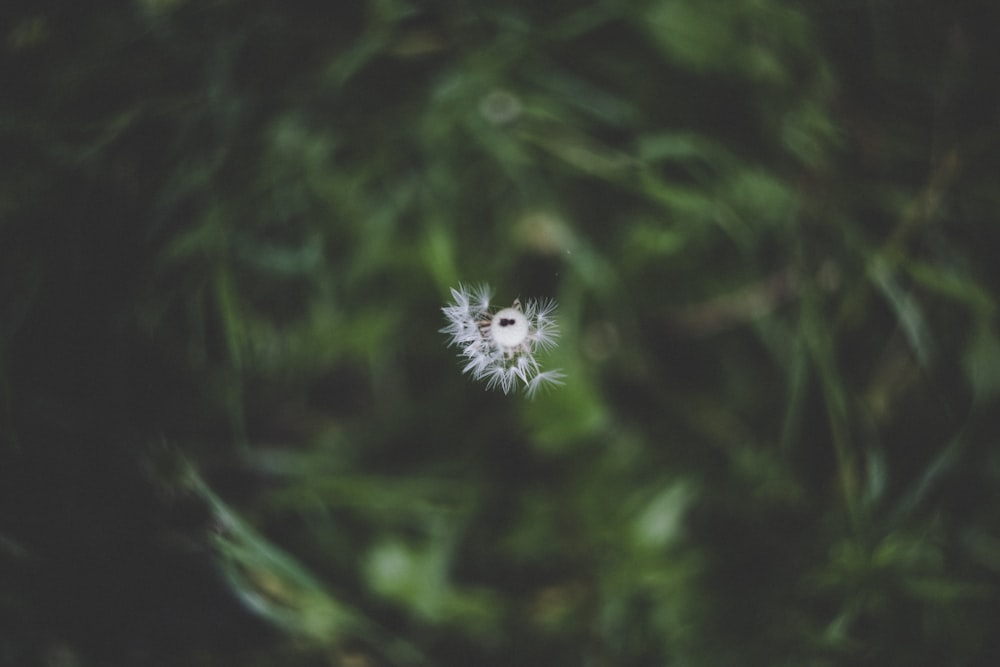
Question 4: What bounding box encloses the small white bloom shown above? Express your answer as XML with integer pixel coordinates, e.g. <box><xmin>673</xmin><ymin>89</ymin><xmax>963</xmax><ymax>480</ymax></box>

<box><xmin>441</xmin><ymin>283</ymin><xmax>564</xmax><ymax>396</ymax></box>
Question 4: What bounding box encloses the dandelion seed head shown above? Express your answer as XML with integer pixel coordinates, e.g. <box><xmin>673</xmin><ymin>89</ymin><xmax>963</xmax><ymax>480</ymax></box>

<box><xmin>441</xmin><ymin>283</ymin><xmax>563</xmax><ymax>396</ymax></box>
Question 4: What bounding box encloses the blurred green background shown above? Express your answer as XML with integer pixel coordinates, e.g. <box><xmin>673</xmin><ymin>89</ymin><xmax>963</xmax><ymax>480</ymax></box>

<box><xmin>2</xmin><ymin>1</ymin><xmax>1000</xmax><ymax>665</ymax></box>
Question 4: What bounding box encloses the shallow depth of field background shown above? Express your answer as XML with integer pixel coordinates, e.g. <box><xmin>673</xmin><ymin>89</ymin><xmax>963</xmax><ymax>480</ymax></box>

<box><xmin>2</xmin><ymin>1</ymin><xmax>1000</xmax><ymax>666</ymax></box>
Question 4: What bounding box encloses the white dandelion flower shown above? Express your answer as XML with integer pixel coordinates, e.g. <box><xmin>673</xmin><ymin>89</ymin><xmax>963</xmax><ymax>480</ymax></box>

<box><xmin>441</xmin><ymin>283</ymin><xmax>564</xmax><ymax>396</ymax></box>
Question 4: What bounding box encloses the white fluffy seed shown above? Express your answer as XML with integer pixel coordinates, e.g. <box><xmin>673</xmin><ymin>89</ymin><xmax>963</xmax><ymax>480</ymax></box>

<box><xmin>490</xmin><ymin>307</ymin><xmax>529</xmax><ymax>348</ymax></box>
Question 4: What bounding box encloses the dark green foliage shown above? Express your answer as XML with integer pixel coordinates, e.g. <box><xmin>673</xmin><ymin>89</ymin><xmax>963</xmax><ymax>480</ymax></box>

<box><xmin>2</xmin><ymin>1</ymin><xmax>1000</xmax><ymax>665</ymax></box>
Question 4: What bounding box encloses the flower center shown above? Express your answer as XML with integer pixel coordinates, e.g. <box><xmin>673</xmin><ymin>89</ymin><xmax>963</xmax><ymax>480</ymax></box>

<box><xmin>490</xmin><ymin>307</ymin><xmax>529</xmax><ymax>348</ymax></box>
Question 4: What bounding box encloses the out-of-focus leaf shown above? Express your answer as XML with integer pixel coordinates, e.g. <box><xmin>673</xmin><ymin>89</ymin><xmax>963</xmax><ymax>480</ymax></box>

<box><xmin>636</xmin><ymin>131</ymin><xmax>733</xmax><ymax>166</ymax></box>
<box><xmin>631</xmin><ymin>481</ymin><xmax>693</xmax><ymax>550</ymax></box>
<box><xmin>638</xmin><ymin>1</ymin><xmax>738</xmax><ymax>72</ymax></box>
<box><xmin>906</xmin><ymin>259</ymin><xmax>996</xmax><ymax>316</ymax></box>
<box><xmin>188</xmin><ymin>468</ymin><xmax>429</xmax><ymax>665</ymax></box>
<box><xmin>901</xmin><ymin>577</ymin><xmax>991</xmax><ymax>602</ymax></box>
<box><xmin>963</xmin><ymin>324</ymin><xmax>1000</xmax><ymax>403</ymax></box>
<box><xmin>870</xmin><ymin>257</ymin><xmax>935</xmax><ymax>366</ymax></box>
